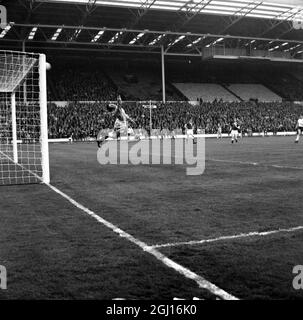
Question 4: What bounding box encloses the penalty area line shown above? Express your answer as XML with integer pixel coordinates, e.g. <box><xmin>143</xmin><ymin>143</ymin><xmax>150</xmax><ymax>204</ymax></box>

<box><xmin>47</xmin><ymin>183</ymin><xmax>238</xmax><ymax>300</ymax></box>
<box><xmin>150</xmin><ymin>226</ymin><xmax>303</xmax><ymax>249</ymax></box>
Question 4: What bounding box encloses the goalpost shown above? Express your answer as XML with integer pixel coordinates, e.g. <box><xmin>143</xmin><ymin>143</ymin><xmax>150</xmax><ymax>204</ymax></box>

<box><xmin>0</xmin><ymin>50</ymin><xmax>50</xmax><ymax>185</ymax></box>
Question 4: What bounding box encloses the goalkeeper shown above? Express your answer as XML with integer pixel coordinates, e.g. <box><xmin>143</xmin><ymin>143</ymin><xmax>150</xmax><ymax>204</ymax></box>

<box><xmin>97</xmin><ymin>96</ymin><xmax>135</xmax><ymax>148</ymax></box>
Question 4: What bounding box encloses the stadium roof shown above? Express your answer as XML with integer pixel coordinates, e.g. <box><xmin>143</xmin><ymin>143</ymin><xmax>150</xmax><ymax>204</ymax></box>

<box><xmin>1</xmin><ymin>0</ymin><xmax>303</xmax><ymax>60</ymax></box>
<box><xmin>38</xmin><ymin>0</ymin><xmax>303</xmax><ymax>21</ymax></box>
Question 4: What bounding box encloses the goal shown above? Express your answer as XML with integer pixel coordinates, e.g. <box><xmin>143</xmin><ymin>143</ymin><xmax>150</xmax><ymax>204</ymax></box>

<box><xmin>0</xmin><ymin>50</ymin><xmax>49</xmax><ymax>185</ymax></box>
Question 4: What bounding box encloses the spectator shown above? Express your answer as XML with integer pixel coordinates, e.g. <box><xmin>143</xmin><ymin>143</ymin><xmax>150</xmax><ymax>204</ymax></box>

<box><xmin>47</xmin><ymin>100</ymin><xmax>302</xmax><ymax>140</ymax></box>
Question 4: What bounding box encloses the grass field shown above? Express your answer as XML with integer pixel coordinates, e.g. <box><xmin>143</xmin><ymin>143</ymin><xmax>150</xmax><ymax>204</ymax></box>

<box><xmin>0</xmin><ymin>136</ymin><xmax>303</xmax><ymax>300</ymax></box>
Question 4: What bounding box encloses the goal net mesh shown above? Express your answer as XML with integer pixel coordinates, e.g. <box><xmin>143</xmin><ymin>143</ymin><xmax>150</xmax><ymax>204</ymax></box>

<box><xmin>0</xmin><ymin>51</ymin><xmax>44</xmax><ymax>185</ymax></box>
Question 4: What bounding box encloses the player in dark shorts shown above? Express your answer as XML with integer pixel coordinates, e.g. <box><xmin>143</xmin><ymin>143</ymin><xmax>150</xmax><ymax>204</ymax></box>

<box><xmin>230</xmin><ymin>119</ymin><xmax>240</xmax><ymax>144</ymax></box>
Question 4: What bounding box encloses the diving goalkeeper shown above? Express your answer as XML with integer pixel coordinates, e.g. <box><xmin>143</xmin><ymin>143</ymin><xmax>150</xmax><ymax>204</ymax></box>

<box><xmin>97</xmin><ymin>96</ymin><xmax>135</xmax><ymax>148</ymax></box>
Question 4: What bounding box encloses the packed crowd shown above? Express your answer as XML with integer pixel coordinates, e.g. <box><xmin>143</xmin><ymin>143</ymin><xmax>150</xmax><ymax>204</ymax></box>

<box><xmin>48</xmin><ymin>100</ymin><xmax>303</xmax><ymax>140</ymax></box>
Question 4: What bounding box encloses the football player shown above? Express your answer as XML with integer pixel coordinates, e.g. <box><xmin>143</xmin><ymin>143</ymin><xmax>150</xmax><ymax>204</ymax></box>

<box><xmin>295</xmin><ymin>115</ymin><xmax>303</xmax><ymax>143</ymax></box>
<box><xmin>97</xmin><ymin>97</ymin><xmax>135</xmax><ymax>148</ymax></box>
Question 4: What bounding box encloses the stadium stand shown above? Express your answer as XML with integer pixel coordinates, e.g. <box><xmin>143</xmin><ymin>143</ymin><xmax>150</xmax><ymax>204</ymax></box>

<box><xmin>45</xmin><ymin>58</ymin><xmax>303</xmax><ymax>103</ymax></box>
<box><xmin>108</xmin><ymin>68</ymin><xmax>183</xmax><ymax>101</ymax></box>
<box><xmin>292</xmin><ymin>69</ymin><xmax>303</xmax><ymax>83</ymax></box>
<box><xmin>48</xmin><ymin>66</ymin><xmax>117</xmax><ymax>101</ymax></box>
<box><xmin>173</xmin><ymin>83</ymin><xmax>240</xmax><ymax>102</ymax></box>
<box><xmin>254</xmin><ymin>70</ymin><xmax>303</xmax><ymax>101</ymax></box>
<box><xmin>48</xmin><ymin>100</ymin><xmax>302</xmax><ymax>140</ymax></box>
<box><xmin>227</xmin><ymin>84</ymin><xmax>282</xmax><ymax>102</ymax></box>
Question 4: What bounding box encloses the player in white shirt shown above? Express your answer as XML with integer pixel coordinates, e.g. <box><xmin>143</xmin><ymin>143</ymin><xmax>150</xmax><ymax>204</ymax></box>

<box><xmin>295</xmin><ymin>115</ymin><xmax>303</xmax><ymax>143</ymax></box>
<box><xmin>217</xmin><ymin>123</ymin><xmax>222</xmax><ymax>139</ymax></box>
<box><xmin>97</xmin><ymin>96</ymin><xmax>135</xmax><ymax>147</ymax></box>
<box><xmin>185</xmin><ymin>120</ymin><xmax>194</xmax><ymax>139</ymax></box>
<box><xmin>184</xmin><ymin>120</ymin><xmax>197</xmax><ymax>144</ymax></box>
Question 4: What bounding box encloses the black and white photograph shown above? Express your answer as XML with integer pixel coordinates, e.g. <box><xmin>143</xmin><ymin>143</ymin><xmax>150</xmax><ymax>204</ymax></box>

<box><xmin>1</xmin><ymin>0</ymin><xmax>303</xmax><ymax>307</ymax></box>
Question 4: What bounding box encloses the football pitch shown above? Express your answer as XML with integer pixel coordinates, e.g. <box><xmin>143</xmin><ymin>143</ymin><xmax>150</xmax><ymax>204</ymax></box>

<box><xmin>0</xmin><ymin>136</ymin><xmax>303</xmax><ymax>300</ymax></box>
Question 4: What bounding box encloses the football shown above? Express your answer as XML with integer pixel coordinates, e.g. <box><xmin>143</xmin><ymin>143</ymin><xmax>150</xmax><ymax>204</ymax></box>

<box><xmin>46</xmin><ymin>62</ymin><xmax>51</xmax><ymax>70</ymax></box>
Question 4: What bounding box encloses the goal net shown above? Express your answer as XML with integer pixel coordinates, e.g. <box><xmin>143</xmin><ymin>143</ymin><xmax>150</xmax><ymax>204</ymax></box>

<box><xmin>0</xmin><ymin>51</ymin><xmax>49</xmax><ymax>185</ymax></box>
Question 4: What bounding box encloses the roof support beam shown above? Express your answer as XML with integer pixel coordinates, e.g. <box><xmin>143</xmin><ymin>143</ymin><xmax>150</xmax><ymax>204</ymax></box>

<box><xmin>18</xmin><ymin>0</ymin><xmax>44</xmax><ymax>13</ymax></box>
<box><xmin>219</xmin><ymin>1</ymin><xmax>263</xmax><ymax>35</ymax></box>
<box><xmin>2</xmin><ymin>22</ymin><xmax>303</xmax><ymax>58</ymax></box>
<box><xmin>2</xmin><ymin>37</ymin><xmax>161</xmax><ymax>50</ymax></box>
<box><xmin>127</xmin><ymin>0</ymin><xmax>157</xmax><ymax>28</ymax></box>
<box><xmin>17</xmin><ymin>0</ymin><xmax>44</xmax><ymax>42</ymax></box>
<box><xmin>118</xmin><ymin>0</ymin><xmax>157</xmax><ymax>44</ymax></box>
<box><xmin>276</xmin><ymin>22</ymin><xmax>296</xmax><ymax>39</ymax></box>
<box><xmin>1</xmin><ymin>43</ymin><xmax>161</xmax><ymax>55</ymax></box>
<box><xmin>69</xmin><ymin>0</ymin><xmax>97</xmax><ymax>41</ymax></box>
<box><xmin>258</xmin><ymin>8</ymin><xmax>302</xmax><ymax>37</ymax></box>
<box><xmin>10</xmin><ymin>23</ymin><xmax>303</xmax><ymax>45</ymax></box>
<box><xmin>196</xmin><ymin>1</ymin><xmax>263</xmax><ymax>50</ymax></box>
<box><xmin>172</xmin><ymin>0</ymin><xmax>213</xmax><ymax>32</ymax></box>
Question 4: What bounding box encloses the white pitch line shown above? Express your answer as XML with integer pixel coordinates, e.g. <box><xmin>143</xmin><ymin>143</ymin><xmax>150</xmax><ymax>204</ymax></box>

<box><xmin>1</xmin><ymin>155</ymin><xmax>238</xmax><ymax>299</ymax></box>
<box><xmin>150</xmin><ymin>226</ymin><xmax>303</xmax><ymax>249</ymax></box>
<box><xmin>207</xmin><ymin>158</ymin><xmax>303</xmax><ymax>170</ymax></box>
<box><xmin>47</xmin><ymin>183</ymin><xmax>238</xmax><ymax>300</ymax></box>
<box><xmin>1</xmin><ymin>152</ymin><xmax>238</xmax><ymax>299</ymax></box>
